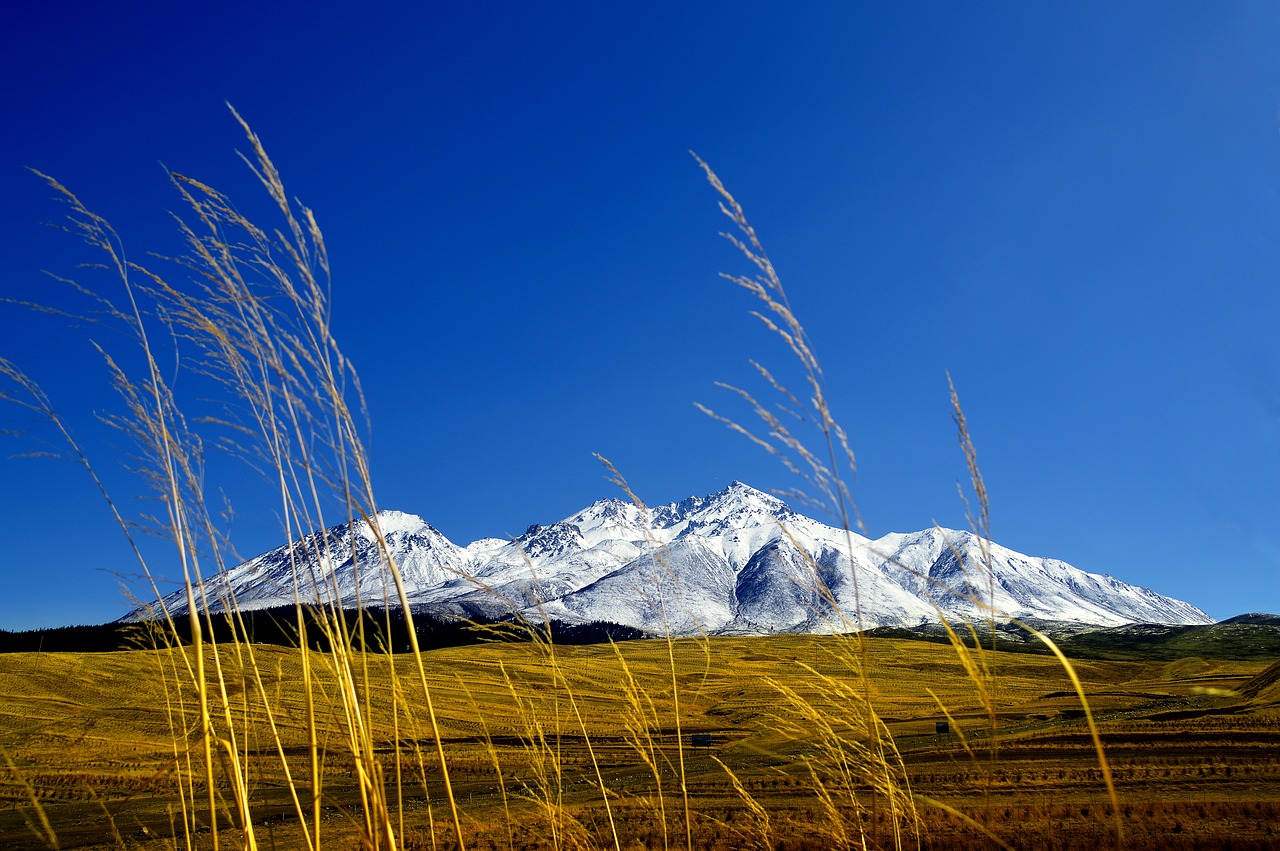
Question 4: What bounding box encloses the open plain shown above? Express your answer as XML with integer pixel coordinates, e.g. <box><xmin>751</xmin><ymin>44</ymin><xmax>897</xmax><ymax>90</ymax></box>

<box><xmin>0</xmin><ymin>633</ymin><xmax>1277</xmax><ymax>850</ymax></box>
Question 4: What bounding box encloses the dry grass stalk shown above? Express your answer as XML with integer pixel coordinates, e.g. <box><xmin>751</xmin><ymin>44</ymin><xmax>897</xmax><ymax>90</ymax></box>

<box><xmin>595</xmin><ymin>452</ymin><xmax>716</xmax><ymax>851</ymax></box>
<box><xmin>694</xmin><ymin>157</ymin><xmax>1122</xmax><ymax>850</ymax></box>
<box><xmin>4</xmin><ymin>108</ymin><xmax>475</xmax><ymax>850</ymax></box>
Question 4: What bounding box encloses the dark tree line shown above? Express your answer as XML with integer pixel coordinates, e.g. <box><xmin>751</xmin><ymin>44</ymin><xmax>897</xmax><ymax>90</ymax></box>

<box><xmin>0</xmin><ymin>606</ymin><xmax>647</xmax><ymax>654</ymax></box>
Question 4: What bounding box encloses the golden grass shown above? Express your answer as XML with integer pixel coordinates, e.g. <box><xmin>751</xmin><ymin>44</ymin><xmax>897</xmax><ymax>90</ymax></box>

<box><xmin>0</xmin><ymin>637</ymin><xmax>1275</xmax><ymax>849</ymax></box>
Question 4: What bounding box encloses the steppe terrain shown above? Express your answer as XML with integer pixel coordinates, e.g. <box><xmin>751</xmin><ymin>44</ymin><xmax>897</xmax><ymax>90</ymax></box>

<box><xmin>1</xmin><ymin>633</ymin><xmax>1277</xmax><ymax>849</ymax></box>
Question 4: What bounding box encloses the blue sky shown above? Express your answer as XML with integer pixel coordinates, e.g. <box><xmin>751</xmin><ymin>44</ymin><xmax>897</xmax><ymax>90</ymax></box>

<box><xmin>2</xmin><ymin>2</ymin><xmax>1278</xmax><ymax>629</ymax></box>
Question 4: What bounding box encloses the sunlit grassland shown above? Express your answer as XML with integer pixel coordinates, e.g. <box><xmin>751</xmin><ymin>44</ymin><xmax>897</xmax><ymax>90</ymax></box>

<box><xmin>1</xmin><ymin>635</ymin><xmax>1276</xmax><ymax>849</ymax></box>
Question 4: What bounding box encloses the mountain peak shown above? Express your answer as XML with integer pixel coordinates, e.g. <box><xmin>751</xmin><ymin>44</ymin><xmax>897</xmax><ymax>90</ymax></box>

<box><xmin>708</xmin><ymin>481</ymin><xmax>792</xmax><ymax>514</ymax></box>
<box><xmin>367</xmin><ymin>509</ymin><xmax>435</xmax><ymax>537</ymax></box>
<box><xmin>721</xmin><ymin>479</ymin><xmax>772</xmax><ymax>498</ymax></box>
<box><xmin>127</xmin><ymin>483</ymin><xmax>1213</xmax><ymax>632</ymax></box>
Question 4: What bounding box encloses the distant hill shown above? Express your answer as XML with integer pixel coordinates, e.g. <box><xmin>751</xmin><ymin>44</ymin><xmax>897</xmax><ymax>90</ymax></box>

<box><xmin>865</xmin><ymin>615</ymin><xmax>1280</xmax><ymax>662</ymax></box>
<box><xmin>1218</xmin><ymin>612</ymin><xmax>1280</xmax><ymax>626</ymax></box>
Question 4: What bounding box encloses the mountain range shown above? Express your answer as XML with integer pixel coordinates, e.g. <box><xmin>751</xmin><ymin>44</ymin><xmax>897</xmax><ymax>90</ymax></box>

<box><xmin>126</xmin><ymin>482</ymin><xmax>1212</xmax><ymax>634</ymax></box>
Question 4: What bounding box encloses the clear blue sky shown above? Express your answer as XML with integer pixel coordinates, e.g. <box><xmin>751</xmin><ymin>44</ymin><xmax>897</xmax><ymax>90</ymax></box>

<box><xmin>2</xmin><ymin>2</ymin><xmax>1278</xmax><ymax>629</ymax></box>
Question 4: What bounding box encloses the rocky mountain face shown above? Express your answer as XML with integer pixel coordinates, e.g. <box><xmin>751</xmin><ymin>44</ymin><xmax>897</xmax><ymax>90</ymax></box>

<box><xmin>127</xmin><ymin>482</ymin><xmax>1213</xmax><ymax>634</ymax></box>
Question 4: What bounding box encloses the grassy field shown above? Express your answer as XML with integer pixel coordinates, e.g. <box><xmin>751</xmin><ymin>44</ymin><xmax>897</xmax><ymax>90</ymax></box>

<box><xmin>1</xmin><ymin>633</ymin><xmax>1276</xmax><ymax>850</ymax></box>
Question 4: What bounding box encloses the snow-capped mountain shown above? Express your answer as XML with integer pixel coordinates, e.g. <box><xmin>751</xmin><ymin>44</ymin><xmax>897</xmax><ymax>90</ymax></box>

<box><xmin>126</xmin><ymin>482</ymin><xmax>1213</xmax><ymax>633</ymax></box>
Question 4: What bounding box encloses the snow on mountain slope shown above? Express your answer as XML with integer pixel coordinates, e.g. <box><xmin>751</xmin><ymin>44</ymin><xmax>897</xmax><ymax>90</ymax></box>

<box><xmin>134</xmin><ymin>510</ymin><xmax>471</xmax><ymax>619</ymax></box>
<box><xmin>125</xmin><ymin>482</ymin><xmax>1213</xmax><ymax>632</ymax></box>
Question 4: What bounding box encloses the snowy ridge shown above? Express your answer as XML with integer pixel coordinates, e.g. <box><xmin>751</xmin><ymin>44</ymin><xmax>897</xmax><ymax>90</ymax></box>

<box><xmin>127</xmin><ymin>482</ymin><xmax>1213</xmax><ymax>632</ymax></box>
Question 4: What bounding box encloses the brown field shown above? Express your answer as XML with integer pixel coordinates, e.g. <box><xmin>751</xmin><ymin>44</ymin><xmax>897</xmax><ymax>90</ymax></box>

<box><xmin>0</xmin><ymin>634</ymin><xmax>1277</xmax><ymax>850</ymax></box>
